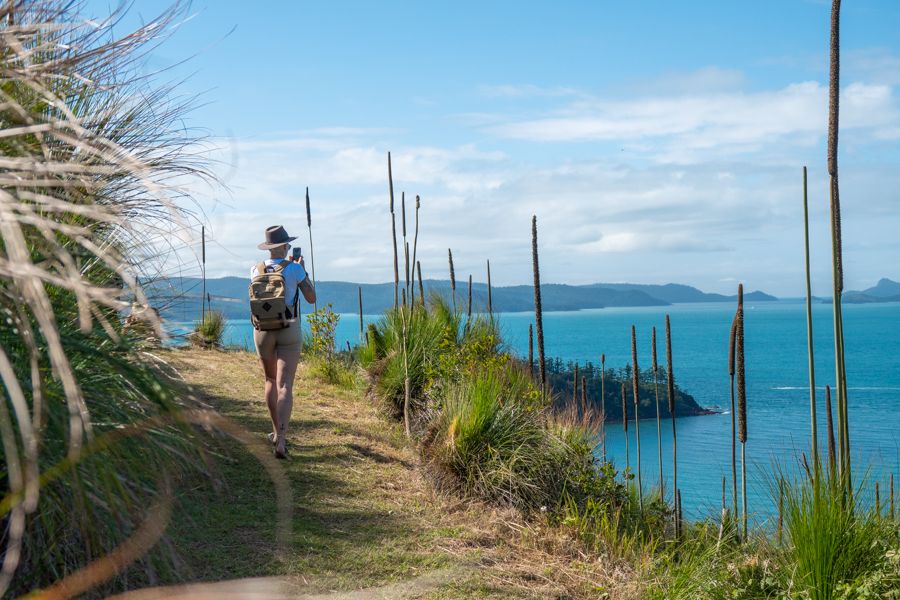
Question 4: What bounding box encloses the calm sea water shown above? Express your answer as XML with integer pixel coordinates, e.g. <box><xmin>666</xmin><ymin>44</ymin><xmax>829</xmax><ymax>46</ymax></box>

<box><xmin>178</xmin><ymin>300</ymin><xmax>900</xmax><ymax>521</ymax></box>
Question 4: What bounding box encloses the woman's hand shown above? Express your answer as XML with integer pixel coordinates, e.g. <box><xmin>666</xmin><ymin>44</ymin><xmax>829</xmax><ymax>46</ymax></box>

<box><xmin>293</xmin><ymin>254</ymin><xmax>306</xmax><ymax>268</ymax></box>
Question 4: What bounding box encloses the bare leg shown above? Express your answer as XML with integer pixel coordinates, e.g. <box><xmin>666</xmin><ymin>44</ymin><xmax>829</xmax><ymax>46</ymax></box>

<box><xmin>256</xmin><ymin>336</ymin><xmax>279</xmax><ymax>439</ymax></box>
<box><xmin>274</xmin><ymin>347</ymin><xmax>300</xmax><ymax>456</ymax></box>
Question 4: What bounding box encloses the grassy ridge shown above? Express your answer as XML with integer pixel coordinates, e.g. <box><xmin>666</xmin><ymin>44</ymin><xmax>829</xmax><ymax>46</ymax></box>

<box><xmin>160</xmin><ymin>349</ymin><xmax>628</xmax><ymax>598</ymax></box>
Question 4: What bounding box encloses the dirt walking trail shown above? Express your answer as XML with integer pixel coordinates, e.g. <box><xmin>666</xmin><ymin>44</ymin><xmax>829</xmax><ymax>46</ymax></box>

<box><xmin>120</xmin><ymin>350</ymin><xmax>616</xmax><ymax>599</ymax></box>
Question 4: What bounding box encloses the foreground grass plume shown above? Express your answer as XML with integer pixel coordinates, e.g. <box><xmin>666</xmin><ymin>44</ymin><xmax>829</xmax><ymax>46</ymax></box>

<box><xmin>388</xmin><ymin>152</ymin><xmax>399</xmax><ymax>309</ymax></box>
<box><xmin>448</xmin><ymin>248</ymin><xmax>457</xmax><ymax>311</ymax></box>
<box><xmin>0</xmin><ymin>2</ymin><xmax>215</xmax><ymax>593</ymax></box>
<box><xmin>729</xmin><ymin>314</ymin><xmax>739</xmax><ymax>517</ymax></box>
<box><xmin>532</xmin><ymin>215</ymin><xmax>546</xmax><ymax>390</ymax></box>
<box><xmin>666</xmin><ymin>315</ymin><xmax>678</xmax><ymax>534</ymax></box>
<box><xmin>631</xmin><ymin>325</ymin><xmax>643</xmax><ymax>510</ymax></box>
<box><xmin>736</xmin><ymin>283</ymin><xmax>748</xmax><ymax>538</ymax></box>
<box><xmin>652</xmin><ymin>327</ymin><xmax>663</xmax><ymax>497</ymax></box>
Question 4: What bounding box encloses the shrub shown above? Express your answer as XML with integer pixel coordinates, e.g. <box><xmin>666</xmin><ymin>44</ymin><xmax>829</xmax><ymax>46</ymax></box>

<box><xmin>420</xmin><ymin>364</ymin><xmax>613</xmax><ymax>514</ymax></box>
<box><xmin>191</xmin><ymin>310</ymin><xmax>226</xmax><ymax>349</ymax></box>
<box><xmin>367</xmin><ymin>299</ymin><xmax>458</xmax><ymax>419</ymax></box>
<box><xmin>306</xmin><ymin>304</ymin><xmax>340</xmax><ymax>357</ymax></box>
<box><xmin>421</xmin><ymin>366</ymin><xmax>552</xmax><ymax>510</ymax></box>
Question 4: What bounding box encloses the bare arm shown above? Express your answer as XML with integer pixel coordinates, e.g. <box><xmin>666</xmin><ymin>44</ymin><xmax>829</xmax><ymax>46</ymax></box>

<box><xmin>292</xmin><ymin>255</ymin><xmax>316</xmax><ymax>305</ymax></box>
<box><xmin>299</xmin><ymin>276</ymin><xmax>316</xmax><ymax>304</ymax></box>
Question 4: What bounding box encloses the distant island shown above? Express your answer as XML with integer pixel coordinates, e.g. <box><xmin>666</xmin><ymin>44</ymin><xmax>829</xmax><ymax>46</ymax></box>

<box><xmin>841</xmin><ymin>278</ymin><xmax>900</xmax><ymax>304</ymax></box>
<box><xmin>151</xmin><ymin>277</ymin><xmax>776</xmax><ymax>321</ymax></box>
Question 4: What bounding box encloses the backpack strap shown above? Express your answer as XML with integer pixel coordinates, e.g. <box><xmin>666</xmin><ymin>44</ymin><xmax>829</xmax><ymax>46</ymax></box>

<box><xmin>255</xmin><ymin>262</ymin><xmax>267</xmax><ymax>276</ymax></box>
<box><xmin>256</xmin><ymin>260</ymin><xmax>288</xmax><ymax>275</ymax></box>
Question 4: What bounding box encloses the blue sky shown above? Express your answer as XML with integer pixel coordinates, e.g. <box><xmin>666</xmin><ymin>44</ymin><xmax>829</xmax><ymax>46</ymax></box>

<box><xmin>94</xmin><ymin>1</ymin><xmax>900</xmax><ymax>295</ymax></box>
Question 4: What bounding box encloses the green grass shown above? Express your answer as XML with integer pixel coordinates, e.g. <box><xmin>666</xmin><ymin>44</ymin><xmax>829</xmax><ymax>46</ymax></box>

<box><xmin>192</xmin><ymin>309</ymin><xmax>227</xmax><ymax>348</ymax></box>
<box><xmin>421</xmin><ymin>366</ymin><xmax>553</xmax><ymax>510</ymax></box>
<box><xmin>777</xmin><ymin>470</ymin><xmax>899</xmax><ymax>599</ymax></box>
<box><xmin>636</xmin><ymin>469</ymin><xmax>900</xmax><ymax>600</ymax></box>
<box><xmin>364</xmin><ymin>296</ymin><xmax>504</xmax><ymax>422</ymax></box>
<box><xmin>0</xmin><ymin>3</ymin><xmax>212</xmax><ymax>595</ymax></box>
<box><xmin>158</xmin><ymin>350</ymin><xmax>613</xmax><ymax>598</ymax></box>
<box><xmin>164</xmin><ymin>351</ymin><xmax>460</xmax><ymax>589</ymax></box>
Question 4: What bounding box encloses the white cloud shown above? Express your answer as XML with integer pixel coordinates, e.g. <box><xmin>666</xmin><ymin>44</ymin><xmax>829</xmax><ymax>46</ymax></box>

<box><xmin>180</xmin><ymin>67</ymin><xmax>900</xmax><ymax>297</ymax></box>
<box><xmin>486</xmin><ymin>81</ymin><xmax>900</xmax><ymax>163</ymax></box>
<box><xmin>625</xmin><ymin>66</ymin><xmax>747</xmax><ymax>95</ymax></box>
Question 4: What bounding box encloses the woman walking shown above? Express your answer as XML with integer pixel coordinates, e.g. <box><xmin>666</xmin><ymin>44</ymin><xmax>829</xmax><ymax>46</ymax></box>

<box><xmin>249</xmin><ymin>225</ymin><xmax>316</xmax><ymax>459</ymax></box>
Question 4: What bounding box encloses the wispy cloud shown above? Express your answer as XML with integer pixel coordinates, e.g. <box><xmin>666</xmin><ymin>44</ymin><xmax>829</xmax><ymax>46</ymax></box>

<box><xmin>189</xmin><ymin>61</ymin><xmax>900</xmax><ymax>296</ymax></box>
<box><xmin>486</xmin><ymin>81</ymin><xmax>900</xmax><ymax>163</ymax></box>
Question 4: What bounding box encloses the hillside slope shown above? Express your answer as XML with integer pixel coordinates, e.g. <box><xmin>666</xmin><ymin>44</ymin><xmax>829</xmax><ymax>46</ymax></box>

<box><xmin>152</xmin><ymin>277</ymin><xmax>775</xmax><ymax>320</ymax></box>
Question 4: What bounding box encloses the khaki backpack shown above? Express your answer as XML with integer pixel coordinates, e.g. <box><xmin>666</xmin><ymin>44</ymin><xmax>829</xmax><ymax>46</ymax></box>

<box><xmin>249</xmin><ymin>261</ymin><xmax>295</xmax><ymax>330</ymax></box>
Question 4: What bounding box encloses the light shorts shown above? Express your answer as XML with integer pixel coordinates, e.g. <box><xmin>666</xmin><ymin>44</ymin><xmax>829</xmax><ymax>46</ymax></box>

<box><xmin>253</xmin><ymin>319</ymin><xmax>301</xmax><ymax>358</ymax></box>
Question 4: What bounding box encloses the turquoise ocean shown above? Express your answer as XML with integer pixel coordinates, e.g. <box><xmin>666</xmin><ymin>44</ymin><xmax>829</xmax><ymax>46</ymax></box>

<box><xmin>178</xmin><ymin>300</ymin><xmax>900</xmax><ymax>521</ymax></box>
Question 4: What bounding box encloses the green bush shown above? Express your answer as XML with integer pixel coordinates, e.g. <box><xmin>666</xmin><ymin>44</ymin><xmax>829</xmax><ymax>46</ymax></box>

<box><xmin>420</xmin><ymin>365</ymin><xmax>613</xmax><ymax>514</ymax></box>
<box><xmin>191</xmin><ymin>309</ymin><xmax>226</xmax><ymax>348</ymax></box>
<box><xmin>364</xmin><ymin>297</ymin><xmax>516</xmax><ymax>421</ymax></box>
<box><xmin>309</xmin><ymin>352</ymin><xmax>361</xmax><ymax>390</ymax></box>
<box><xmin>421</xmin><ymin>366</ymin><xmax>552</xmax><ymax>510</ymax></box>
<box><xmin>366</xmin><ymin>299</ymin><xmax>459</xmax><ymax>419</ymax></box>
<box><xmin>306</xmin><ymin>304</ymin><xmax>340</xmax><ymax>357</ymax></box>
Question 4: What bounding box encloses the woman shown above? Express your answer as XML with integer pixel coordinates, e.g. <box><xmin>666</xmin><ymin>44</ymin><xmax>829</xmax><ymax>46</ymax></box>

<box><xmin>251</xmin><ymin>225</ymin><xmax>316</xmax><ymax>458</ymax></box>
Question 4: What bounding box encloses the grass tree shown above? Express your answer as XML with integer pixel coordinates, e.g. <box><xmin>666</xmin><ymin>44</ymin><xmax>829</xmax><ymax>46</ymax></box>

<box><xmin>388</xmin><ymin>153</ymin><xmax>399</xmax><ymax>309</ymax></box>
<box><xmin>531</xmin><ymin>216</ymin><xmax>546</xmax><ymax>390</ymax></box>
<box><xmin>735</xmin><ymin>284</ymin><xmax>748</xmax><ymax>538</ymax></box>
<box><xmin>622</xmin><ymin>381</ymin><xmax>629</xmax><ymax>475</ymax></box>
<box><xmin>729</xmin><ymin>315</ymin><xmax>738</xmax><ymax>517</ymax></box>
<box><xmin>652</xmin><ymin>327</ymin><xmax>663</xmax><ymax>496</ymax></box>
<box><xmin>801</xmin><ymin>166</ymin><xmax>818</xmax><ymax>472</ymax></box>
<box><xmin>666</xmin><ymin>315</ymin><xmax>678</xmax><ymax>536</ymax></box>
<box><xmin>448</xmin><ymin>248</ymin><xmax>457</xmax><ymax>312</ymax></box>
<box><xmin>306</xmin><ymin>187</ymin><xmax>317</xmax><ymax>312</ymax></box>
<box><xmin>631</xmin><ymin>325</ymin><xmax>643</xmax><ymax>510</ymax></box>
<box><xmin>827</xmin><ymin>0</ymin><xmax>851</xmax><ymax>489</ymax></box>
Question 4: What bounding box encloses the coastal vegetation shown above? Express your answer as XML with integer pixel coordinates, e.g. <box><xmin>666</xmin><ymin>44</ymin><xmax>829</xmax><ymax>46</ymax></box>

<box><xmin>3</xmin><ymin>0</ymin><xmax>898</xmax><ymax>598</ymax></box>
<box><xmin>190</xmin><ymin>309</ymin><xmax>227</xmax><ymax>349</ymax></box>
<box><xmin>0</xmin><ymin>2</ymin><xmax>213</xmax><ymax>596</ymax></box>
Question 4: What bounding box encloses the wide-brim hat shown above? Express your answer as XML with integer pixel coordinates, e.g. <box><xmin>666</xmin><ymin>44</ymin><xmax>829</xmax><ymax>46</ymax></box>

<box><xmin>257</xmin><ymin>225</ymin><xmax>297</xmax><ymax>250</ymax></box>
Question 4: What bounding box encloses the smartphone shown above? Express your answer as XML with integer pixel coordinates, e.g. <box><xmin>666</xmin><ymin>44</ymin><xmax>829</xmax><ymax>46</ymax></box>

<box><xmin>291</xmin><ymin>247</ymin><xmax>302</xmax><ymax>262</ymax></box>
